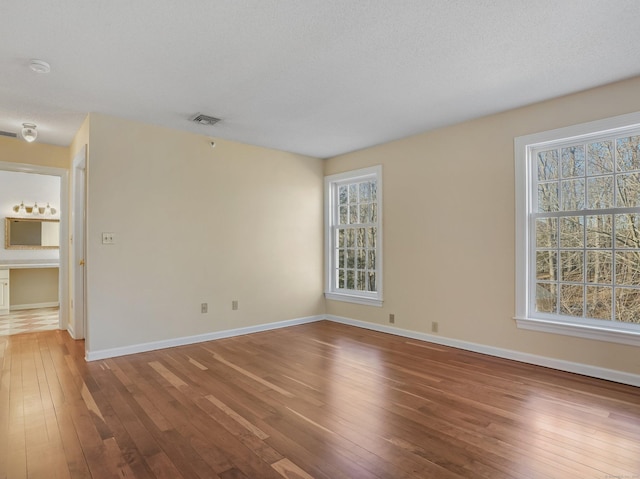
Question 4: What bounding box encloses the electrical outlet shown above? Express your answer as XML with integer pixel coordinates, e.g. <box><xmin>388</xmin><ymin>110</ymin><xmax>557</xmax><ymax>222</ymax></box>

<box><xmin>232</xmin><ymin>300</ymin><xmax>238</xmax><ymax>310</ymax></box>
<box><xmin>201</xmin><ymin>303</ymin><xmax>208</xmax><ymax>314</ymax></box>
<box><xmin>431</xmin><ymin>321</ymin><xmax>439</xmax><ymax>333</ymax></box>
<box><xmin>101</xmin><ymin>232</ymin><xmax>115</xmax><ymax>244</ymax></box>
<box><xmin>389</xmin><ymin>313</ymin><xmax>395</xmax><ymax>324</ymax></box>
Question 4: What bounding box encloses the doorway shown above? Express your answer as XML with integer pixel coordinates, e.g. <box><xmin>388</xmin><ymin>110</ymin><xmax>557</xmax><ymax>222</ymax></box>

<box><xmin>0</xmin><ymin>161</ymin><xmax>69</xmax><ymax>334</ymax></box>
<box><xmin>71</xmin><ymin>146</ymin><xmax>87</xmax><ymax>339</ymax></box>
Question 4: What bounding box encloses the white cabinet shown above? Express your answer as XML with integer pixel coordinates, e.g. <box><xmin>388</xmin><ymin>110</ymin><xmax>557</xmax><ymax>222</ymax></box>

<box><xmin>0</xmin><ymin>269</ymin><xmax>8</xmax><ymax>314</ymax></box>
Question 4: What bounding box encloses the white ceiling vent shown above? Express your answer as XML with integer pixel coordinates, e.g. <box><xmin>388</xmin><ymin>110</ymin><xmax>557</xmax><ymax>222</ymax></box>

<box><xmin>0</xmin><ymin>130</ymin><xmax>17</xmax><ymax>138</ymax></box>
<box><xmin>190</xmin><ymin>113</ymin><xmax>221</xmax><ymax>126</ymax></box>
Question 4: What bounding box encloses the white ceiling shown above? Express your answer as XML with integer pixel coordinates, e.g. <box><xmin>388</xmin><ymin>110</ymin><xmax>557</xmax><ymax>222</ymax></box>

<box><xmin>1</xmin><ymin>1</ymin><xmax>640</xmax><ymax>158</ymax></box>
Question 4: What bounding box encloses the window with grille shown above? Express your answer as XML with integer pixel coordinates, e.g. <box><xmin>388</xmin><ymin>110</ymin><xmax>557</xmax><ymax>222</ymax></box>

<box><xmin>325</xmin><ymin>166</ymin><xmax>382</xmax><ymax>306</ymax></box>
<box><xmin>516</xmin><ymin>113</ymin><xmax>640</xmax><ymax>345</ymax></box>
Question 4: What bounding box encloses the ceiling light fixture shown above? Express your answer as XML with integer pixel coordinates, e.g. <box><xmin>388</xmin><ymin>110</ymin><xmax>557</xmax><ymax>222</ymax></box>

<box><xmin>29</xmin><ymin>59</ymin><xmax>51</xmax><ymax>74</ymax></box>
<box><xmin>21</xmin><ymin>123</ymin><xmax>38</xmax><ymax>142</ymax></box>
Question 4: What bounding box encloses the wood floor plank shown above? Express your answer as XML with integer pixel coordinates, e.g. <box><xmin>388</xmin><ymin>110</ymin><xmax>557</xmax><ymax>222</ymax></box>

<box><xmin>1</xmin><ymin>323</ymin><xmax>639</xmax><ymax>478</ymax></box>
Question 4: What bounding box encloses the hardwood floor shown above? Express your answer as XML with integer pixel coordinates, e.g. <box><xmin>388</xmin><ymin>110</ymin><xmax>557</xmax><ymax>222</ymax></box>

<box><xmin>1</xmin><ymin>321</ymin><xmax>639</xmax><ymax>478</ymax></box>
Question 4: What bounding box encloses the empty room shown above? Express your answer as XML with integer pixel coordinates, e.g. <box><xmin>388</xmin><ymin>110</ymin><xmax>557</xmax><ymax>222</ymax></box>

<box><xmin>1</xmin><ymin>1</ymin><xmax>639</xmax><ymax>478</ymax></box>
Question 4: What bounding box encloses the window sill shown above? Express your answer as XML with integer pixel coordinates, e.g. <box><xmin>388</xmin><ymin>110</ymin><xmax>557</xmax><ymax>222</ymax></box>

<box><xmin>325</xmin><ymin>292</ymin><xmax>383</xmax><ymax>307</ymax></box>
<box><xmin>514</xmin><ymin>316</ymin><xmax>640</xmax><ymax>347</ymax></box>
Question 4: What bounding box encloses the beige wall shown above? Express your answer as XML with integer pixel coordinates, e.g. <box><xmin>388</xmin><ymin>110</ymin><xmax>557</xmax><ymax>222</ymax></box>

<box><xmin>10</xmin><ymin>268</ymin><xmax>59</xmax><ymax>307</ymax></box>
<box><xmin>324</xmin><ymin>76</ymin><xmax>640</xmax><ymax>376</ymax></box>
<box><xmin>0</xmin><ymin>135</ymin><xmax>69</xmax><ymax>169</ymax></box>
<box><xmin>85</xmin><ymin>113</ymin><xmax>325</xmax><ymax>353</ymax></box>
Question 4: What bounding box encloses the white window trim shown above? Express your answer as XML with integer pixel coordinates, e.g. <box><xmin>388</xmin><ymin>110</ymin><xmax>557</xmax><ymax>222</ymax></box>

<box><xmin>515</xmin><ymin>111</ymin><xmax>640</xmax><ymax>346</ymax></box>
<box><xmin>324</xmin><ymin>166</ymin><xmax>383</xmax><ymax>307</ymax></box>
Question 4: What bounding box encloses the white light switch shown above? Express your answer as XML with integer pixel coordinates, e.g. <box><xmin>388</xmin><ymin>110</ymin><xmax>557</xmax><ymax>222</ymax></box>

<box><xmin>102</xmin><ymin>232</ymin><xmax>115</xmax><ymax>244</ymax></box>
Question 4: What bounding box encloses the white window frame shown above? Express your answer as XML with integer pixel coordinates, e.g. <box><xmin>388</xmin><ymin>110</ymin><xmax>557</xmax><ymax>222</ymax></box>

<box><xmin>515</xmin><ymin>112</ymin><xmax>640</xmax><ymax>346</ymax></box>
<box><xmin>324</xmin><ymin>166</ymin><xmax>383</xmax><ymax>307</ymax></box>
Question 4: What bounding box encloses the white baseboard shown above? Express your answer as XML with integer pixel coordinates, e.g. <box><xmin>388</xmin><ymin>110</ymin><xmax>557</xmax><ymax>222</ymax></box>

<box><xmin>83</xmin><ymin>311</ymin><xmax>640</xmax><ymax>387</ymax></box>
<box><xmin>10</xmin><ymin>301</ymin><xmax>59</xmax><ymax>311</ymax></box>
<box><xmin>325</xmin><ymin>315</ymin><xmax>640</xmax><ymax>388</ymax></box>
<box><xmin>85</xmin><ymin>315</ymin><xmax>323</xmax><ymax>361</ymax></box>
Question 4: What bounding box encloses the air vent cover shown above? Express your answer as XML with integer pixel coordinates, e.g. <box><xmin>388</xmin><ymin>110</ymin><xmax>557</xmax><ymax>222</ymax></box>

<box><xmin>190</xmin><ymin>113</ymin><xmax>221</xmax><ymax>126</ymax></box>
<box><xmin>0</xmin><ymin>130</ymin><xmax>17</xmax><ymax>138</ymax></box>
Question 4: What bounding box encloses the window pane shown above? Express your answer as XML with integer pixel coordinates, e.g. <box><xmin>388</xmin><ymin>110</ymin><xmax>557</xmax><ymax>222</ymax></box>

<box><xmin>536</xmin><ymin>218</ymin><xmax>557</xmax><ymax>248</ymax></box>
<box><xmin>359</xmin><ymin>204</ymin><xmax>369</xmax><ymax>223</ymax></box>
<box><xmin>536</xmin><ymin>283</ymin><xmax>557</xmax><ymax>313</ymax></box>
<box><xmin>359</xmin><ymin>182</ymin><xmax>370</xmax><ymax>201</ymax></box>
<box><xmin>346</xmin><ymin>270</ymin><xmax>355</xmax><ymax>290</ymax></box>
<box><xmin>538</xmin><ymin>183</ymin><xmax>558</xmax><ymax>212</ymax></box>
<box><xmin>616</xmin><ymin>135</ymin><xmax>640</xmax><ymax>172</ymax></box>
<box><xmin>339</xmin><ymin>185</ymin><xmax>348</xmax><ymax>205</ymax></box>
<box><xmin>349</xmin><ymin>184</ymin><xmax>357</xmax><ymax>203</ymax></box>
<box><xmin>356</xmin><ymin>249</ymin><xmax>366</xmax><ymax>270</ymax></box>
<box><xmin>537</xmin><ymin>150</ymin><xmax>558</xmax><ymax>180</ymax></box>
<box><xmin>346</xmin><ymin>229</ymin><xmax>355</xmax><ymax>248</ymax></box>
<box><xmin>587</xmin><ymin>140</ymin><xmax>614</xmax><ymax>175</ymax></box>
<box><xmin>586</xmin><ymin>215</ymin><xmax>613</xmax><ymax>248</ymax></box>
<box><xmin>616</xmin><ymin>172</ymin><xmax>640</xmax><ymax>208</ymax></box>
<box><xmin>356</xmin><ymin>271</ymin><xmax>366</xmax><ymax>291</ymax></box>
<box><xmin>370</xmin><ymin>203</ymin><xmax>377</xmax><ymax>223</ymax></box>
<box><xmin>536</xmin><ymin>251</ymin><xmax>557</xmax><ymax>280</ymax></box>
<box><xmin>337</xmin><ymin>228</ymin><xmax>345</xmax><ymax>247</ymax></box>
<box><xmin>339</xmin><ymin>206</ymin><xmax>348</xmax><ymax>224</ymax></box>
<box><xmin>615</xmin><ymin>288</ymin><xmax>640</xmax><ymax>323</ymax></box>
<box><xmin>338</xmin><ymin>249</ymin><xmax>345</xmax><ymax>268</ymax></box>
<box><xmin>586</xmin><ymin>251</ymin><xmax>612</xmax><ymax>284</ymax></box>
<box><xmin>560</xmin><ymin>284</ymin><xmax>583</xmax><ymax>316</ymax></box>
<box><xmin>338</xmin><ymin>269</ymin><xmax>345</xmax><ymax>289</ymax></box>
<box><xmin>368</xmin><ymin>250</ymin><xmax>376</xmax><ymax>269</ymax></box>
<box><xmin>560</xmin><ymin>216</ymin><xmax>584</xmax><ymax>248</ymax></box>
<box><xmin>587</xmin><ymin>176</ymin><xmax>614</xmax><ymax>209</ymax></box>
<box><xmin>368</xmin><ymin>272</ymin><xmax>376</xmax><ymax>292</ymax></box>
<box><xmin>367</xmin><ymin>227</ymin><xmax>377</xmax><ymax>248</ymax></box>
<box><xmin>560</xmin><ymin>251</ymin><xmax>584</xmax><ymax>282</ymax></box>
<box><xmin>349</xmin><ymin>205</ymin><xmax>358</xmax><ymax>224</ymax></box>
<box><xmin>356</xmin><ymin>228</ymin><xmax>365</xmax><ymax>247</ymax></box>
<box><xmin>615</xmin><ymin>252</ymin><xmax>640</xmax><ymax>286</ymax></box>
<box><xmin>370</xmin><ymin>181</ymin><xmax>377</xmax><ymax>201</ymax></box>
<box><xmin>586</xmin><ymin>286</ymin><xmax>612</xmax><ymax>321</ymax></box>
<box><xmin>346</xmin><ymin>249</ymin><xmax>355</xmax><ymax>268</ymax></box>
<box><xmin>561</xmin><ymin>179</ymin><xmax>585</xmax><ymax>210</ymax></box>
<box><xmin>615</xmin><ymin>214</ymin><xmax>640</xmax><ymax>249</ymax></box>
<box><xmin>561</xmin><ymin>145</ymin><xmax>585</xmax><ymax>178</ymax></box>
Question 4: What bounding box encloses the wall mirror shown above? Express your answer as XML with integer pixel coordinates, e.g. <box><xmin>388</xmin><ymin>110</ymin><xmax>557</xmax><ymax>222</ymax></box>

<box><xmin>5</xmin><ymin>217</ymin><xmax>60</xmax><ymax>249</ymax></box>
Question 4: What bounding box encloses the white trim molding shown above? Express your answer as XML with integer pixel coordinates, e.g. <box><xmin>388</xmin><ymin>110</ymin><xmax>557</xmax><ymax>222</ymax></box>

<box><xmin>515</xmin><ymin>316</ymin><xmax>640</xmax><ymax>347</ymax></box>
<box><xmin>326</xmin><ymin>315</ymin><xmax>640</xmax><ymax>388</ymax></box>
<box><xmin>515</xmin><ymin>111</ymin><xmax>640</xmax><ymax>346</ymax></box>
<box><xmin>0</xmin><ymin>161</ymin><xmax>70</xmax><ymax>334</ymax></box>
<box><xmin>324</xmin><ymin>165</ymin><xmax>383</xmax><ymax>307</ymax></box>
<box><xmin>11</xmin><ymin>301</ymin><xmax>59</xmax><ymax>311</ymax></box>
<box><xmin>324</xmin><ymin>292</ymin><xmax>382</xmax><ymax>307</ymax></box>
<box><xmin>85</xmin><ymin>315</ymin><xmax>323</xmax><ymax>361</ymax></box>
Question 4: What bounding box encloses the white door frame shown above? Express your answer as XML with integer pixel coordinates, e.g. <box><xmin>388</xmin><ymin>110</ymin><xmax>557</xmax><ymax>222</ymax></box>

<box><xmin>0</xmin><ymin>160</ymin><xmax>70</xmax><ymax>331</ymax></box>
<box><xmin>71</xmin><ymin>146</ymin><xmax>87</xmax><ymax>339</ymax></box>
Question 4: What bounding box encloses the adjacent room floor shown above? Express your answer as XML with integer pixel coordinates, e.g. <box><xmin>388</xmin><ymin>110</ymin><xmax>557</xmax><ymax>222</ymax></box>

<box><xmin>0</xmin><ymin>320</ymin><xmax>639</xmax><ymax>478</ymax></box>
<box><xmin>0</xmin><ymin>307</ymin><xmax>59</xmax><ymax>336</ymax></box>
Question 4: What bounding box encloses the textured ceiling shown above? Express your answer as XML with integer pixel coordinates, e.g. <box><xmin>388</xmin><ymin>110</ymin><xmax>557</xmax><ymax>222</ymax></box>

<box><xmin>1</xmin><ymin>1</ymin><xmax>640</xmax><ymax>158</ymax></box>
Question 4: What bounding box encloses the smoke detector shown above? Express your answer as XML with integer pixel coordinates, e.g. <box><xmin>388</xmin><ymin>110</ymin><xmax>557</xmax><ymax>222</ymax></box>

<box><xmin>190</xmin><ymin>113</ymin><xmax>221</xmax><ymax>126</ymax></box>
